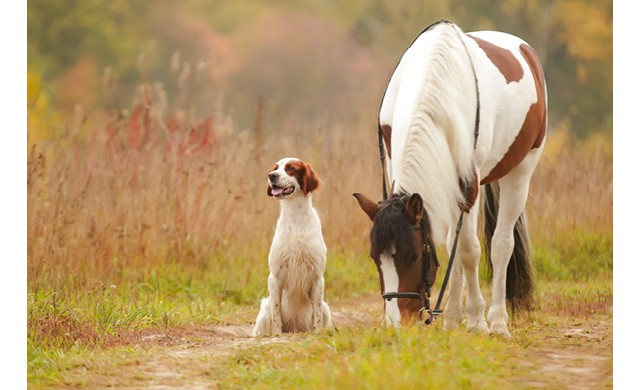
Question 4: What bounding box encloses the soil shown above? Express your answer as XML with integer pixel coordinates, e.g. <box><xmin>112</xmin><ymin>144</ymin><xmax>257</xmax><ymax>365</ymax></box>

<box><xmin>114</xmin><ymin>294</ymin><xmax>612</xmax><ymax>389</ymax></box>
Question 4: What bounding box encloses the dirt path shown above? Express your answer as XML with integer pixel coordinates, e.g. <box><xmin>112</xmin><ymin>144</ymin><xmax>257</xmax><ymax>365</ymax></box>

<box><xmin>116</xmin><ymin>295</ymin><xmax>612</xmax><ymax>389</ymax></box>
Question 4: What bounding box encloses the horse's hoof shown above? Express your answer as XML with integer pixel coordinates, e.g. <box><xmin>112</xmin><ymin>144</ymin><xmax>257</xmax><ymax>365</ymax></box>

<box><xmin>489</xmin><ymin>323</ymin><xmax>512</xmax><ymax>339</ymax></box>
<box><xmin>467</xmin><ymin>320</ymin><xmax>489</xmax><ymax>334</ymax></box>
<box><xmin>442</xmin><ymin>319</ymin><xmax>461</xmax><ymax>331</ymax></box>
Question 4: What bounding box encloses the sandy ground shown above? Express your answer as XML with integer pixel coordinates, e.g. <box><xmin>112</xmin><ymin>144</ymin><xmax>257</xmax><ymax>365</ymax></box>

<box><xmin>116</xmin><ymin>294</ymin><xmax>612</xmax><ymax>389</ymax></box>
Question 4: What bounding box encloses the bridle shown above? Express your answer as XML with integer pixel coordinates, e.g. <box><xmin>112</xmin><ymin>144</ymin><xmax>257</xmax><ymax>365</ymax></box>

<box><xmin>379</xmin><ymin>205</ymin><xmax>465</xmax><ymax>325</ymax></box>
<box><xmin>376</xmin><ymin>20</ymin><xmax>480</xmax><ymax>325</ymax></box>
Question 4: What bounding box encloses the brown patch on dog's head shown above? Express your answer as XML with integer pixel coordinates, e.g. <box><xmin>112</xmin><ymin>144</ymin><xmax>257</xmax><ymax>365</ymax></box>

<box><xmin>284</xmin><ymin>159</ymin><xmax>320</xmax><ymax>195</ymax></box>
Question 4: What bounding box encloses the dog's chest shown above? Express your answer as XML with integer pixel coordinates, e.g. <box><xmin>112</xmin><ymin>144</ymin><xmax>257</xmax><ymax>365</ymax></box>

<box><xmin>269</xmin><ymin>213</ymin><xmax>326</xmax><ymax>275</ymax></box>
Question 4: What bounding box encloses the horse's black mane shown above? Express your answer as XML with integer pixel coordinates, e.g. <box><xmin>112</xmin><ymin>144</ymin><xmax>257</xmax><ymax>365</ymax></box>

<box><xmin>370</xmin><ymin>193</ymin><xmax>420</xmax><ymax>261</ymax></box>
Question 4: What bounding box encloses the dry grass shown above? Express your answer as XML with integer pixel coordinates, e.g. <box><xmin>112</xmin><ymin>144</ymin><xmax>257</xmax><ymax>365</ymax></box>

<box><xmin>528</xmin><ymin>127</ymin><xmax>612</xmax><ymax>241</ymax></box>
<box><xmin>27</xmin><ymin>86</ymin><xmax>612</xmax><ymax>290</ymax></box>
<box><xmin>27</xmin><ymin>89</ymin><xmax>381</xmax><ymax>290</ymax></box>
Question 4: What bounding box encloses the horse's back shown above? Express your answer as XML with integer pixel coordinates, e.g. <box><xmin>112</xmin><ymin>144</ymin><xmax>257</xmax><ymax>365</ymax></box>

<box><xmin>465</xmin><ymin>30</ymin><xmax>547</xmax><ymax>184</ymax></box>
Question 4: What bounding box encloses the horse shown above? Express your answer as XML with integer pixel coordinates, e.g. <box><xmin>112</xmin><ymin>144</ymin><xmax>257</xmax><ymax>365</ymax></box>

<box><xmin>353</xmin><ymin>20</ymin><xmax>546</xmax><ymax>338</ymax></box>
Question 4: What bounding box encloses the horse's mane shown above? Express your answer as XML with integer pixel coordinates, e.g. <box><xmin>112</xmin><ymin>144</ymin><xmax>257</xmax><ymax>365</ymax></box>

<box><xmin>392</xmin><ymin>21</ymin><xmax>477</xmax><ymax>244</ymax></box>
<box><xmin>370</xmin><ymin>194</ymin><xmax>413</xmax><ymax>258</ymax></box>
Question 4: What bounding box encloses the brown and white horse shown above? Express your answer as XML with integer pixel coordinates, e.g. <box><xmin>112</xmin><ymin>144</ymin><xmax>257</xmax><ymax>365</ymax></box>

<box><xmin>354</xmin><ymin>20</ymin><xmax>546</xmax><ymax>338</ymax></box>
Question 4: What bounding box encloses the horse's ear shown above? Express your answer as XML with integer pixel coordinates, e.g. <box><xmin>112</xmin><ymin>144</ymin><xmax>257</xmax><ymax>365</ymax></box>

<box><xmin>405</xmin><ymin>193</ymin><xmax>423</xmax><ymax>225</ymax></box>
<box><xmin>353</xmin><ymin>193</ymin><xmax>380</xmax><ymax>221</ymax></box>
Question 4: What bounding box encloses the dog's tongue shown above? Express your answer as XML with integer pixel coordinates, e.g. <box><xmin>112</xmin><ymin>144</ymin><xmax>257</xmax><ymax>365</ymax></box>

<box><xmin>271</xmin><ymin>187</ymin><xmax>284</xmax><ymax>196</ymax></box>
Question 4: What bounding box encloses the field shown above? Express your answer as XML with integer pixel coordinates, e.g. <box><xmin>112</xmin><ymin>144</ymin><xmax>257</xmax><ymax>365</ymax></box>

<box><xmin>27</xmin><ymin>93</ymin><xmax>612</xmax><ymax>388</ymax></box>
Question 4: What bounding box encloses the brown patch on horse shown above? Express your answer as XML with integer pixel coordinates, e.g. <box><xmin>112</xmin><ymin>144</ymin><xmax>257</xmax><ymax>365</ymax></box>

<box><xmin>380</xmin><ymin>124</ymin><xmax>392</xmax><ymax>159</ymax></box>
<box><xmin>458</xmin><ymin>171</ymin><xmax>479</xmax><ymax>211</ymax></box>
<box><xmin>520</xmin><ymin>44</ymin><xmax>547</xmax><ymax>149</ymax></box>
<box><xmin>285</xmin><ymin>160</ymin><xmax>320</xmax><ymax>194</ymax></box>
<box><xmin>468</xmin><ymin>34</ymin><xmax>524</xmax><ymax>83</ymax></box>
<box><xmin>480</xmin><ymin>44</ymin><xmax>546</xmax><ymax>185</ymax></box>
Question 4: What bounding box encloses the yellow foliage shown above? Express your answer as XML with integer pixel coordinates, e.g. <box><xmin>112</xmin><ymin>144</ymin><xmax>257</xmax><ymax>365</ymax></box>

<box><xmin>27</xmin><ymin>71</ymin><xmax>61</xmax><ymax>147</ymax></box>
<box><xmin>542</xmin><ymin>123</ymin><xmax>573</xmax><ymax>163</ymax></box>
<box><xmin>556</xmin><ymin>0</ymin><xmax>612</xmax><ymax>65</ymax></box>
<box><xmin>581</xmin><ymin>131</ymin><xmax>613</xmax><ymax>158</ymax></box>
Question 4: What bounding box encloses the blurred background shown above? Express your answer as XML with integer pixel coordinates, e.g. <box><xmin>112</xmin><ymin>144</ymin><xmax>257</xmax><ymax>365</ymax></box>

<box><xmin>28</xmin><ymin>0</ymin><xmax>612</xmax><ymax>145</ymax></box>
<box><xmin>26</xmin><ymin>0</ymin><xmax>612</xmax><ymax>289</ymax></box>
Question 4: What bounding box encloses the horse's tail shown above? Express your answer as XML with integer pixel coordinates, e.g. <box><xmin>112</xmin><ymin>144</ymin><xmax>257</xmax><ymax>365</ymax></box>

<box><xmin>482</xmin><ymin>182</ymin><xmax>534</xmax><ymax>312</ymax></box>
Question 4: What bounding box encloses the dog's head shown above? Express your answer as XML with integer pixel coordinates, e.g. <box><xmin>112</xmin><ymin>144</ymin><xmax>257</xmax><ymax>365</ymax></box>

<box><xmin>267</xmin><ymin>158</ymin><xmax>320</xmax><ymax>199</ymax></box>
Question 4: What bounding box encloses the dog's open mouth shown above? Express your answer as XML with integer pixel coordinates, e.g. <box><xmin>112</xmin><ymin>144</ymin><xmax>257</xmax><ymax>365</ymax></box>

<box><xmin>270</xmin><ymin>185</ymin><xmax>295</xmax><ymax>198</ymax></box>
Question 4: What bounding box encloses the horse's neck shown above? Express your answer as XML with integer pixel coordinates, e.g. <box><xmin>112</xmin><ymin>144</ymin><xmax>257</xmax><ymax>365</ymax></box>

<box><xmin>390</xmin><ymin>27</ymin><xmax>477</xmax><ymax>244</ymax></box>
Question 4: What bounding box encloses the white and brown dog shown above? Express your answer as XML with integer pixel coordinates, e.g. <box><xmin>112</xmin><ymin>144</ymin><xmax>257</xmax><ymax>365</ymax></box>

<box><xmin>253</xmin><ymin>157</ymin><xmax>332</xmax><ymax>336</ymax></box>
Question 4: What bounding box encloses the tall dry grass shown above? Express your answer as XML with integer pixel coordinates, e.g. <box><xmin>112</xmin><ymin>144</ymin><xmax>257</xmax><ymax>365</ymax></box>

<box><xmin>27</xmin><ymin>86</ymin><xmax>612</xmax><ymax>291</ymax></box>
<box><xmin>529</xmin><ymin>128</ymin><xmax>612</xmax><ymax>237</ymax></box>
<box><xmin>27</xmin><ymin>87</ymin><xmax>383</xmax><ymax>290</ymax></box>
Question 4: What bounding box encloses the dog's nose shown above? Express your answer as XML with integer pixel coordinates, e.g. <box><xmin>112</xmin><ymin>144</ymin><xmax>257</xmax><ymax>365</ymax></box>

<box><xmin>268</xmin><ymin>172</ymin><xmax>278</xmax><ymax>182</ymax></box>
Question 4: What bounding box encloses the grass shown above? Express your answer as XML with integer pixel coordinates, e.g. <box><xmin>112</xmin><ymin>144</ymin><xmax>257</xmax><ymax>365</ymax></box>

<box><xmin>28</xmin><ymin>280</ymin><xmax>611</xmax><ymax>388</ymax></box>
<box><xmin>27</xmin><ymin>86</ymin><xmax>612</xmax><ymax>387</ymax></box>
<box><xmin>218</xmin><ymin>327</ymin><xmax>518</xmax><ymax>389</ymax></box>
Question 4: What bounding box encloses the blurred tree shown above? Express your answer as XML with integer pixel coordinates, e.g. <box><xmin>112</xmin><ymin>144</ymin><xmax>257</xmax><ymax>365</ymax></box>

<box><xmin>27</xmin><ymin>71</ymin><xmax>61</xmax><ymax>147</ymax></box>
<box><xmin>26</xmin><ymin>0</ymin><xmax>613</xmax><ymax>138</ymax></box>
<box><xmin>27</xmin><ymin>0</ymin><xmax>143</xmax><ymax>80</ymax></box>
<box><xmin>550</xmin><ymin>0</ymin><xmax>612</xmax><ymax>137</ymax></box>
<box><xmin>218</xmin><ymin>12</ymin><xmax>384</xmax><ymax>131</ymax></box>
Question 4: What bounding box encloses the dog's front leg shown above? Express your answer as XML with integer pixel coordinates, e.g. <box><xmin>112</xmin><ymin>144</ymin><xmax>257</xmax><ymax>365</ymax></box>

<box><xmin>309</xmin><ymin>277</ymin><xmax>325</xmax><ymax>331</ymax></box>
<box><xmin>268</xmin><ymin>273</ymin><xmax>283</xmax><ymax>335</ymax></box>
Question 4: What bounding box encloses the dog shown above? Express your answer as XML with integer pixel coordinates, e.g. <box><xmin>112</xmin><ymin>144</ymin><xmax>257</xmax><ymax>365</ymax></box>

<box><xmin>252</xmin><ymin>157</ymin><xmax>332</xmax><ymax>336</ymax></box>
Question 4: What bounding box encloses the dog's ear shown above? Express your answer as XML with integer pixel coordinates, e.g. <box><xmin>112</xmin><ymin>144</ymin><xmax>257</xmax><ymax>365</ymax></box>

<box><xmin>353</xmin><ymin>193</ymin><xmax>380</xmax><ymax>221</ymax></box>
<box><xmin>302</xmin><ymin>163</ymin><xmax>320</xmax><ymax>194</ymax></box>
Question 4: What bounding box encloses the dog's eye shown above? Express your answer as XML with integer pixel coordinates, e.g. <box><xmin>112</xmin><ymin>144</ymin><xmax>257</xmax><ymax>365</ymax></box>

<box><xmin>285</xmin><ymin>165</ymin><xmax>295</xmax><ymax>174</ymax></box>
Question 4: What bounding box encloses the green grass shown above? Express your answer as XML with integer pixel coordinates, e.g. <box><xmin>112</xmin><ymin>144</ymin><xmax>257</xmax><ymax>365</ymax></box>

<box><xmin>28</xmin><ymin>243</ymin><xmax>612</xmax><ymax>387</ymax></box>
<box><xmin>27</xmin><ymin>251</ymin><xmax>379</xmax><ymax>382</ymax></box>
<box><xmin>28</xmin><ymin>250</ymin><xmax>377</xmax><ymax>337</ymax></box>
<box><xmin>216</xmin><ymin>327</ymin><xmax>518</xmax><ymax>389</ymax></box>
<box><xmin>27</xmin><ymin>213</ymin><xmax>612</xmax><ymax>387</ymax></box>
<box><xmin>532</xmin><ymin>229</ymin><xmax>613</xmax><ymax>281</ymax></box>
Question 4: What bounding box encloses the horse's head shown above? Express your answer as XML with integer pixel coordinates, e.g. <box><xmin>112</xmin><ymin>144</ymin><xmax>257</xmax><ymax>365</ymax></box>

<box><xmin>353</xmin><ymin>192</ymin><xmax>440</xmax><ymax>326</ymax></box>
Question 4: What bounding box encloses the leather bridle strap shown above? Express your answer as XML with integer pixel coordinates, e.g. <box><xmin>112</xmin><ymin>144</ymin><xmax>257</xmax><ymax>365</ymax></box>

<box><xmin>378</xmin><ymin>123</ymin><xmax>389</xmax><ymax>201</ymax></box>
<box><xmin>424</xmin><ymin>208</ymin><xmax>464</xmax><ymax>324</ymax></box>
<box><xmin>382</xmin><ymin>291</ymin><xmax>421</xmax><ymax>300</ymax></box>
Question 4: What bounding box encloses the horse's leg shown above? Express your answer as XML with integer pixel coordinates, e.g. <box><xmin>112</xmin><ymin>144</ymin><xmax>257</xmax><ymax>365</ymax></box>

<box><xmin>487</xmin><ymin>153</ymin><xmax>540</xmax><ymax>338</ymax></box>
<box><xmin>458</xmin><ymin>205</ymin><xmax>488</xmax><ymax>333</ymax></box>
<box><xmin>444</xmin><ymin>204</ymin><xmax>487</xmax><ymax>332</ymax></box>
<box><xmin>444</xmin><ymin>204</ymin><xmax>488</xmax><ymax>333</ymax></box>
<box><xmin>442</xmin><ymin>245</ymin><xmax>464</xmax><ymax>330</ymax></box>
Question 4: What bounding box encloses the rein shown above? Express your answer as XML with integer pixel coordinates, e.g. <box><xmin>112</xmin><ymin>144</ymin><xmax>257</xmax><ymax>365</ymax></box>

<box><xmin>376</xmin><ymin>20</ymin><xmax>480</xmax><ymax>325</ymax></box>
